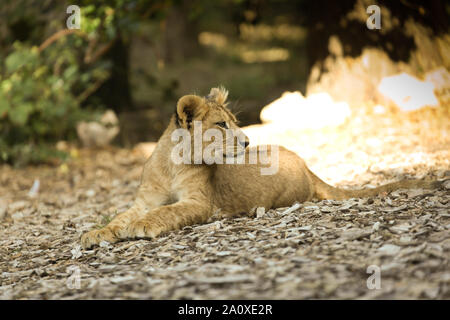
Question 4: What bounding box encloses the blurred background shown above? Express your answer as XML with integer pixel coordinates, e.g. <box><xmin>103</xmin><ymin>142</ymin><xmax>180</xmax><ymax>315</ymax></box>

<box><xmin>0</xmin><ymin>0</ymin><xmax>449</xmax><ymax>166</ymax></box>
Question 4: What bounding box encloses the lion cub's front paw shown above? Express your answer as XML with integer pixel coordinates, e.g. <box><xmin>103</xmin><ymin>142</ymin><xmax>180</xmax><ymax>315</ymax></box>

<box><xmin>81</xmin><ymin>228</ymin><xmax>119</xmax><ymax>249</ymax></box>
<box><xmin>126</xmin><ymin>219</ymin><xmax>160</xmax><ymax>239</ymax></box>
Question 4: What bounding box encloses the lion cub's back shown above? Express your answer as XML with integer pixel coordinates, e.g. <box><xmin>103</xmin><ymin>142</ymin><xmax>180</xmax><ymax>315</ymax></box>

<box><xmin>212</xmin><ymin>145</ymin><xmax>315</xmax><ymax>214</ymax></box>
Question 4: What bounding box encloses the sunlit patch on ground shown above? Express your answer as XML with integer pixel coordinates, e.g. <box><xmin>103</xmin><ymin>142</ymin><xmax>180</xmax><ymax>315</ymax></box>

<box><xmin>378</xmin><ymin>73</ymin><xmax>439</xmax><ymax>111</ymax></box>
<box><xmin>258</xmin><ymin>91</ymin><xmax>351</xmax><ymax>129</ymax></box>
<box><xmin>243</xmin><ymin>91</ymin><xmax>449</xmax><ymax>186</ymax></box>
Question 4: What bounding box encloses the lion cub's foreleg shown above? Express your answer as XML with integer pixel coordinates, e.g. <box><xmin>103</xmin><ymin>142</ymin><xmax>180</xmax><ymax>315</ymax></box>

<box><xmin>125</xmin><ymin>198</ymin><xmax>212</xmax><ymax>239</ymax></box>
<box><xmin>81</xmin><ymin>187</ymin><xmax>169</xmax><ymax>249</ymax></box>
<box><xmin>81</xmin><ymin>205</ymin><xmax>141</xmax><ymax>248</ymax></box>
<box><xmin>81</xmin><ymin>189</ymin><xmax>211</xmax><ymax>248</ymax></box>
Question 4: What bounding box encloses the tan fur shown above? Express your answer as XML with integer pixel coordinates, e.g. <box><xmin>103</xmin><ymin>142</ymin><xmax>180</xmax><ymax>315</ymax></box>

<box><xmin>81</xmin><ymin>87</ymin><xmax>443</xmax><ymax>248</ymax></box>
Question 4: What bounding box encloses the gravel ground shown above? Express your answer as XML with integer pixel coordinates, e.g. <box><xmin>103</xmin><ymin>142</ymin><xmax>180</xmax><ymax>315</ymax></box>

<box><xmin>0</xmin><ymin>108</ymin><xmax>449</xmax><ymax>299</ymax></box>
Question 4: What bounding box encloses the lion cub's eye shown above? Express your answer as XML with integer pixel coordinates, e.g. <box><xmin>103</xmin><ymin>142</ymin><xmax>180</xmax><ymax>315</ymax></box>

<box><xmin>215</xmin><ymin>121</ymin><xmax>228</xmax><ymax>129</ymax></box>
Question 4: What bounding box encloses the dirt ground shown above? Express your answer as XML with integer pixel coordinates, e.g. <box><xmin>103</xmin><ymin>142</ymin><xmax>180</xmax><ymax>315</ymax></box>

<box><xmin>0</xmin><ymin>107</ymin><xmax>449</xmax><ymax>299</ymax></box>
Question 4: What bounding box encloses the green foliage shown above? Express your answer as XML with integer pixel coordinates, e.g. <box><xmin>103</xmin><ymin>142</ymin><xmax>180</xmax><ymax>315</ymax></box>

<box><xmin>0</xmin><ymin>39</ymin><xmax>108</xmax><ymax>166</ymax></box>
<box><xmin>0</xmin><ymin>0</ymin><xmax>173</xmax><ymax>165</ymax></box>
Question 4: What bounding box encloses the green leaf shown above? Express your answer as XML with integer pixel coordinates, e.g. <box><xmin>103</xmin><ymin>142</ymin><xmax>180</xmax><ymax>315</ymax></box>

<box><xmin>32</xmin><ymin>120</ymin><xmax>49</xmax><ymax>135</ymax></box>
<box><xmin>9</xmin><ymin>103</ymin><xmax>33</xmax><ymax>126</ymax></box>
<box><xmin>5</xmin><ymin>49</ymin><xmax>36</xmax><ymax>73</ymax></box>
<box><xmin>63</xmin><ymin>65</ymin><xmax>78</xmax><ymax>80</ymax></box>
<box><xmin>0</xmin><ymin>95</ymin><xmax>10</xmax><ymax>117</ymax></box>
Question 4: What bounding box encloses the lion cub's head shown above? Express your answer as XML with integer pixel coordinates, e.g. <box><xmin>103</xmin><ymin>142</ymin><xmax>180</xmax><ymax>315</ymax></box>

<box><xmin>174</xmin><ymin>87</ymin><xmax>249</xmax><ymax>161</ymax></box>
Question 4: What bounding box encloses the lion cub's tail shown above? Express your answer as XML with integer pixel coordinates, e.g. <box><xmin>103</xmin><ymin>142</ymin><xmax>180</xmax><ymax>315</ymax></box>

<box><xmin>309</xmin><ymin>169</ymin><xmax>443</xmax><ymax>201</ymax></box>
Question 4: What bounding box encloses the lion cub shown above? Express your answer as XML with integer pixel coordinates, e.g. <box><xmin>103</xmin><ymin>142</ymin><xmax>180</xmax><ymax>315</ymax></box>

<box><xmin>81</xmin><ymin>87</ymin><xmax>441</xmax><ymax>248</ymax></box>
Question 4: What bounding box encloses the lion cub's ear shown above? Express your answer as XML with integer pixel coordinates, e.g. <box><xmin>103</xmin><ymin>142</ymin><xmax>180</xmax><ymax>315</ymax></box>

<box><xmin>176</xmin><ymin>95</ymin><xmax>208</xmax><ymax>129</ymax></box>
<box><xmin>207</xmin><ymin>86</ymin><xmax>229</xmax><ymax>105</ymax></box>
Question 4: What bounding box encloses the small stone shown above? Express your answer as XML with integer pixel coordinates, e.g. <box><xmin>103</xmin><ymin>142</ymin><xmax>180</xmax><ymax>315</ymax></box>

<box><xmin>99</xmin><ymin>241</ymin><xmax>111</xmax><ymax>248</ymax></box>
<box><xmin>27</xmin><ymin>179</ymin><xmax>40</xmax><ymax>198</ymax></box>
<box><xmin>378</xmin><ymin>244</ymin><xmax>401</xmax><ymax>255</ymax></box>
<box><xmin>256</xmin><ymin>207</ymin><xmax>265</xmax><ymax>218</ymax></box>
<box><xmin>443</xmin><ymin>180</ymin><xmax>450</xmax><ymax>190</ymax></box>
<box><xmin>86</xmin><ymin>189</ymin><xmax>96</xmax><ymax>198</ymax></box>
<box><xmin>157</xmin><ymin>252</ymin><xmax>171</xmax><ymax>258</ymax></box>
<box><xmin>372</xmin><ymin>222</ymin><xmax>381</xmax><ymax>232</ymax></box>
<box><xmin>71</xmin><ymin>245</ymin><xmax>82</xmax><ymax>259</ymax></box>
<box><xmin>400</xmin><ymin>235</ymin><xmax>413</xmax><ymax>243</ymax></box>
<box><xmin>216</xmin><ymin>251</ymin><xmax>233</xmax><ymax>256</ymax></box>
